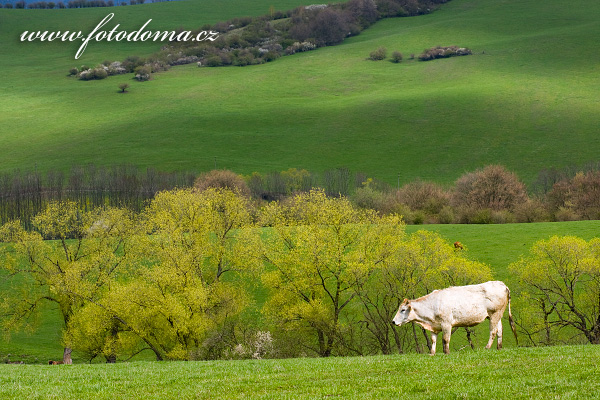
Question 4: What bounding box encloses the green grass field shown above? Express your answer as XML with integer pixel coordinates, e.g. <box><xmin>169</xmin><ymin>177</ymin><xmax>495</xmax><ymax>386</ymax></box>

<box><xmin>1</xmin><ymin>0</ymin><xmax>599</xmax><ymax>184</ymax></box>
<box><xmin>1</xmin><ymin>345</ymin><xmax>599</xmax><ymax>399</ymax></box>
<box><xmin>2</xmin><ymin>0</ymin><xmax>600</xmax><ymax>394</ymax></box>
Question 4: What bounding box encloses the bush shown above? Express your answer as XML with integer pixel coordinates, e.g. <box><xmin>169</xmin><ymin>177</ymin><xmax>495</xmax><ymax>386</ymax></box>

<box><xmin>194</xmin><ymin>170</ymin><xmax>251</xmax><ymax>197</ymax></box>
<box><xmin>309</xmin><ymin>8</ymin><xmax>350</xmax><ymax>46</ymax></box>
<box><xmin>418</xmin><ymin>45</ymin><xmax>472</xmax><ymax>61</ymax></box>
<box><xmin>546</xmin><ymin>171</ymin><xmax>600</xmax><ymax>220</ymax></box>
<box><xmin>284</xmin><ymin>41</ymin><xmax>317</xmax><ymax>55</ymax></box>
<box><xmin>412</xmin><ymin>210</ymin><xmax>425</xmax><ymax>225</ymax></box>
<box><xmin>438</xmin><ymin>205</ymin><xmax>455</xmax><ymax>224</ymax></box>
<box><xmin>204</xmin><ymin>55</ymin><xmax>223</xmax><ymax>67</ymax></box>
<box><xmin>133</xmin><ymin>66</ymin><xmax>151</xmax><ymax>81</ymax></box>
<box><xmin>513</xmin><ymin>198</ymin><xmax>549</xmax><ymax>223</ymax></box>
<box><xmin>352</xmin><ymin>186</ymin><xmax>384</xmax><ymax>211</ymax></box>
<box><xmin>452</xmin><ymin>165</ymin><xmax>528</xmax><ymax>211</ymax></box>
<box><xmin>92</xmin><ymin>68</ymin><xmax>108</xmax><ymax>80</ymax></box>
<box><xmin>78</xmin><ymin>67</ymin><xmax>108</xmax><ymax>81</ymax></box>
<box><xmin>396</xmin><ymin>180</ymin><xmax>449</xmax><ymax>214</ymax></box>
<box><xmin>68</xmin><ymin>67</ymin><xmax>79</xmax><ymax>76</ymax></box>
<box><xmin>470</xmin><ymin>208</ymin><xmax>493</xmax><ymax>224</ymax></box>
<box><xmin>368</xmin><ymin>46</ymin><xmax>387</xmax><ymax>61</ymax></box>
<box><xmin>390</xmin><ymin>50</ymin><xmax>403</xmax><ymax>63</ymax></box>
<box><xmin>554</xmin><ymin>207</ymin><xmax>580</xmax><ymax>222</ymax></box>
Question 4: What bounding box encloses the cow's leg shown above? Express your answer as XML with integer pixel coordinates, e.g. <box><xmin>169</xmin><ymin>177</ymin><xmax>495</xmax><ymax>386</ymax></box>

<box><xmin>496</xmin><ymin>319</ymin><xmax>503</xmax><ymax>350</ymax></box>
<box><xmin>430</xmin><ymin>332</ymin><xmax>437</xmax><ymax>356</ymax></box>
<box><xmin>442</xmin><ymin>324</ymin><xmax>452</xmax><ymax>354</ymax></box>
<box><xmin>486</xmin><ymin>313</ymin><xmax>501</xmax><ymax>349</ymax></box>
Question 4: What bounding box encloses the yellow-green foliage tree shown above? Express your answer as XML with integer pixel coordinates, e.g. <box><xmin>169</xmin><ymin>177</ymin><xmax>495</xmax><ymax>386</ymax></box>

<box><xmin>260</xmin><ymin>189</ymin><xmax>405</xmax><ymax>357</ymax></box>
<box><xmin>510</xmin><ymin>236</ymin><xmax>600</xmax><ymax>345</ymax></box>
<box><xmin>354</xmin><ymin>230</ymin><xmax>493</xmax><ymax>354</ymax></box>
<box><xmin>0</xmin><ymin>202</ymin><xmax>134</xmax><ymax>364</ymax></box>
<box><xmin>88</xmin><ymin>188</ymin><xmax>260</xmax><ymax>361</ymax></box>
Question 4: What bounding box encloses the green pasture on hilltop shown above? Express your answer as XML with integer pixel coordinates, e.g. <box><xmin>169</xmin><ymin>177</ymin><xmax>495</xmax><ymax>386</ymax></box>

<box><xmin>1</xmin><ymin>345</ymin><xmax>599</xmax><ymax>399</ymax></box>
<box><xmin>1</xmin><ymin>0</ymin><xmax>599</xmax><ymax>185</ymax></box>
<box><xmin>2</xmin><ymin>220</ymin><xmax>599</xmax><ymax>364</ymax></box>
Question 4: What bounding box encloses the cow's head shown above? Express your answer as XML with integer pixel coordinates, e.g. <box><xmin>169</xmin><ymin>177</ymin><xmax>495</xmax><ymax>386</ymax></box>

<box><xmin>392</xmin><ymin>298</ymin><xmax>413</xmax><ymax>326</ymax></box>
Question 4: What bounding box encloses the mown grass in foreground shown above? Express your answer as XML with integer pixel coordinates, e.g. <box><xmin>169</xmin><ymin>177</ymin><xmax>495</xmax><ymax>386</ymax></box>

<box><xmin>1</xmin><ymin>345</ymin><xmax>599</xmax><ymax>399</ymax></box>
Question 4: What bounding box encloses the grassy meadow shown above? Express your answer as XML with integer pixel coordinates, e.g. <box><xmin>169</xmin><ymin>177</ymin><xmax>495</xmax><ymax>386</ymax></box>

<box><xmin>1</xmin><ymin>345</ymin><xmax>599</xmax><ymax>399</ymax></box>
<box><xmin>1</xmin><ymin>0</ymin><xmax>599</xmax><ymax>184</ymax></box>
<box><xmin>2</xmin><ymin>0</ymin><xmax>600</xmax><ymax>396</ymax></box>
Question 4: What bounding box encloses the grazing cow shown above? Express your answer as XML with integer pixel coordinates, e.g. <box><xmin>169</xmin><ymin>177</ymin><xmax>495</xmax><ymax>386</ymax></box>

<box><xmin>392</xmin><ymin>281</ymin><xmax>518</xmax><ymax>355</ymax></box>
<box><xmin>454</xmin><ymin>241</ymin><xmax>464</xmax><ymax>250</ymax></box>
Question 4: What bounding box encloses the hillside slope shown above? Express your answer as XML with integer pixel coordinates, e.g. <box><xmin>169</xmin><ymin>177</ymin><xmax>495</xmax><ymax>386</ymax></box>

<box><xmin>0</xmin><ymin>0</ymin><xmax>599</xmax><ymax>184</ymax></box>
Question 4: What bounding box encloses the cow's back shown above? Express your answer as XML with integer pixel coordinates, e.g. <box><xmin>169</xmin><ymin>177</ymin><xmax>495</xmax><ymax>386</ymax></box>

<box><xmin>432</xmin><ymin>281</ymin><xmax>509</xmax><ymax>328</ymax></box>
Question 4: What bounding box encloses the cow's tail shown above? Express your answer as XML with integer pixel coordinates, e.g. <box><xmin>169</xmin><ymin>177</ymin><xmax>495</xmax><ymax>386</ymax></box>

<box><xmin>507</xmin><ymin>287</ymin><xmax>518</xmax><ymax>346</ymax></box>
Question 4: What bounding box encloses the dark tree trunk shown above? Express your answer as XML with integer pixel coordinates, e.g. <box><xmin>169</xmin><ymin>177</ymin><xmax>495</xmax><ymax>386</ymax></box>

<box><xmin>391</xmin><ymin>324</ymin><xmax>403</xmax><ymax>354</ymax></box>
<box><xmin>412</xmin><ymin>323</ymin><xmax>422</xmax><ymax>354</ymax></box>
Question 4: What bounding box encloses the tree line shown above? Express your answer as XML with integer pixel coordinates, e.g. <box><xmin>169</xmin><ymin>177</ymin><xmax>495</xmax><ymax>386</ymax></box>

<box><xmin>1</xmin><ymin>187</ymin><xmax>599</xmax><ymax>364</ymax></box>
<box><xmin>70</xmin><ymin>0</ymin><xmax>452</xmax><ymax>80</ymax></box>
<box><xmin>2</xmin><ymin>163</ymin><xmax>600</xmax><ymax>234</ymax></box>
<box><xmin>0</xmin><ymin>165</ymin><xmax>196</xmax><ymax>231</ymax></box>
<box><xmin>2</xmin><ymin>0</ymin><xmax>168</xmax><ymax>9</ymax></box>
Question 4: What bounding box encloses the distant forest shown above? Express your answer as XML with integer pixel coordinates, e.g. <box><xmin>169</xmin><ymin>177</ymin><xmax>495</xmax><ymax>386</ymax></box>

<box><xmin>0</xmin><ymin>0</ymin><xmax>171</xmax><ymax>8</ymax></box>
<box><xmin>2</xmin><ymin>161</ymin><xmax>600</xmax><ymax>231</ymax></box>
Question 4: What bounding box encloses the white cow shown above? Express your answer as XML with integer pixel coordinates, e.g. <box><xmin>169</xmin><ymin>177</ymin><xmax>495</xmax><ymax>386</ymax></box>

<box><xmin>392</xmin><ymin>281</ymin><xmax>518</xmax><ymax>355</ymax></box>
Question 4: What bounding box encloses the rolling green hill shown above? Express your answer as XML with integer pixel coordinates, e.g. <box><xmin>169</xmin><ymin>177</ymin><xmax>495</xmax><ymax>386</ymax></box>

<box><xmin>1</xmin><ymin>0</ymin><xmax>599</xmax><ymax>185</ymax></box>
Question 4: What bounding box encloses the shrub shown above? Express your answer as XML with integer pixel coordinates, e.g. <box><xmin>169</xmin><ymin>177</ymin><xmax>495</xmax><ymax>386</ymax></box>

<box><xmin>308</xmin><ymin>8</ymin><xmax>349</xmax><ymax>46</ymax></box>
<box><xmin>490</xmin><ymin>210</ymin><xmax>515</xmax><ymax>224</ymax></box>
<box><xmin>204</xmin><ymin>55</ymin><xmax>223</xmax><ymax>67</ymax></box>
<box><xmin>390</xmin><ymin>50</ymin><xmax>403</xmax><ymax>63</ymax></box>
<box><xmin>118</xmin><ymin>83</ymin><xmax>130</xmax><ymax>93</ymax></box>
<box><xmin>68</xmin><ymin>67</ymin><xmax>79</xmax><ymax>76</ymax></box>
<box><xmin>78</xmin><ymin>67</ymin><xmax>107</xmax><ymax>81</ymax></box>
<box><xmin>368</xmin><ymin>46</ymin><xmax>387</xmax><ymax>61</ymax></box>
<box><xmin>412</xmin><ymin>210</ymin><xmax>425</xmax><ymax>225</ymax></box>
<box><xmin>452</xmin><ymin>165</ymin><xmax>528</xmax><ymax>211</ymax></box>
<box><xmin>284</xmin><ymin>41</ymin><xmax>317</xmax><ymax>55</ymax></box>
<box><xmin>194</xmin><ymin>170</ymin><xmax>250</xmax><ymax>197</ymax></box>
<box><xmin>470</xmin><ymin>208</ymin><xmax>493</xmax><ymax>224</ymax></box>
<box><xmin>549</xmin><ymin>171</ymin><xmax>600</xmax><ymax>219</ymax></box>
<box><xmin>554</xmin><ymin>207</ymin><xmax>580</xmax><ymax>222</ymax></box>
<box><xmin>513</xmin><ymin>198</ymin><xmax>550</xmax><ymax>223</ymax></box>
<box><xmin>353</xmin><ymin>186</ymin><xmax>384</xmax><ymax>210</ymax></box>
<box><xmin>107</xmin><ymin>61</ymin><xmax>127</xmax><ymax>75</ymax></box>
<box><xmin>92</xmin><ymin>68</ymin><xmax>108</xmax><ymax>80</ymax></box>
<box><xmin>233</xmin><ymin>51</ymin><xmax>256</xmax><ymax>67</ymax></box>
<box><xmin>122</xmin><ymin>56</ymin><xmax>144</xmax><ymax>73</ymax></box>
<box><xmin>396</xmin><ymin>180</ymin><xmax>449</xmax><ymax>214</ymax></box>
<box><xmin>438</xmin><ymin>205</ymin><xmax>455</xmax><ymax>224</ymax></box>
<box><xmin>418</xmin><ymin>45</ymin><xmax>472</xmax><ymax>61</ymax></box>
<box><xmin>133</xmin><ymin>66</ymin><xmax>151</xmax><ymax>81</ymax></box>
